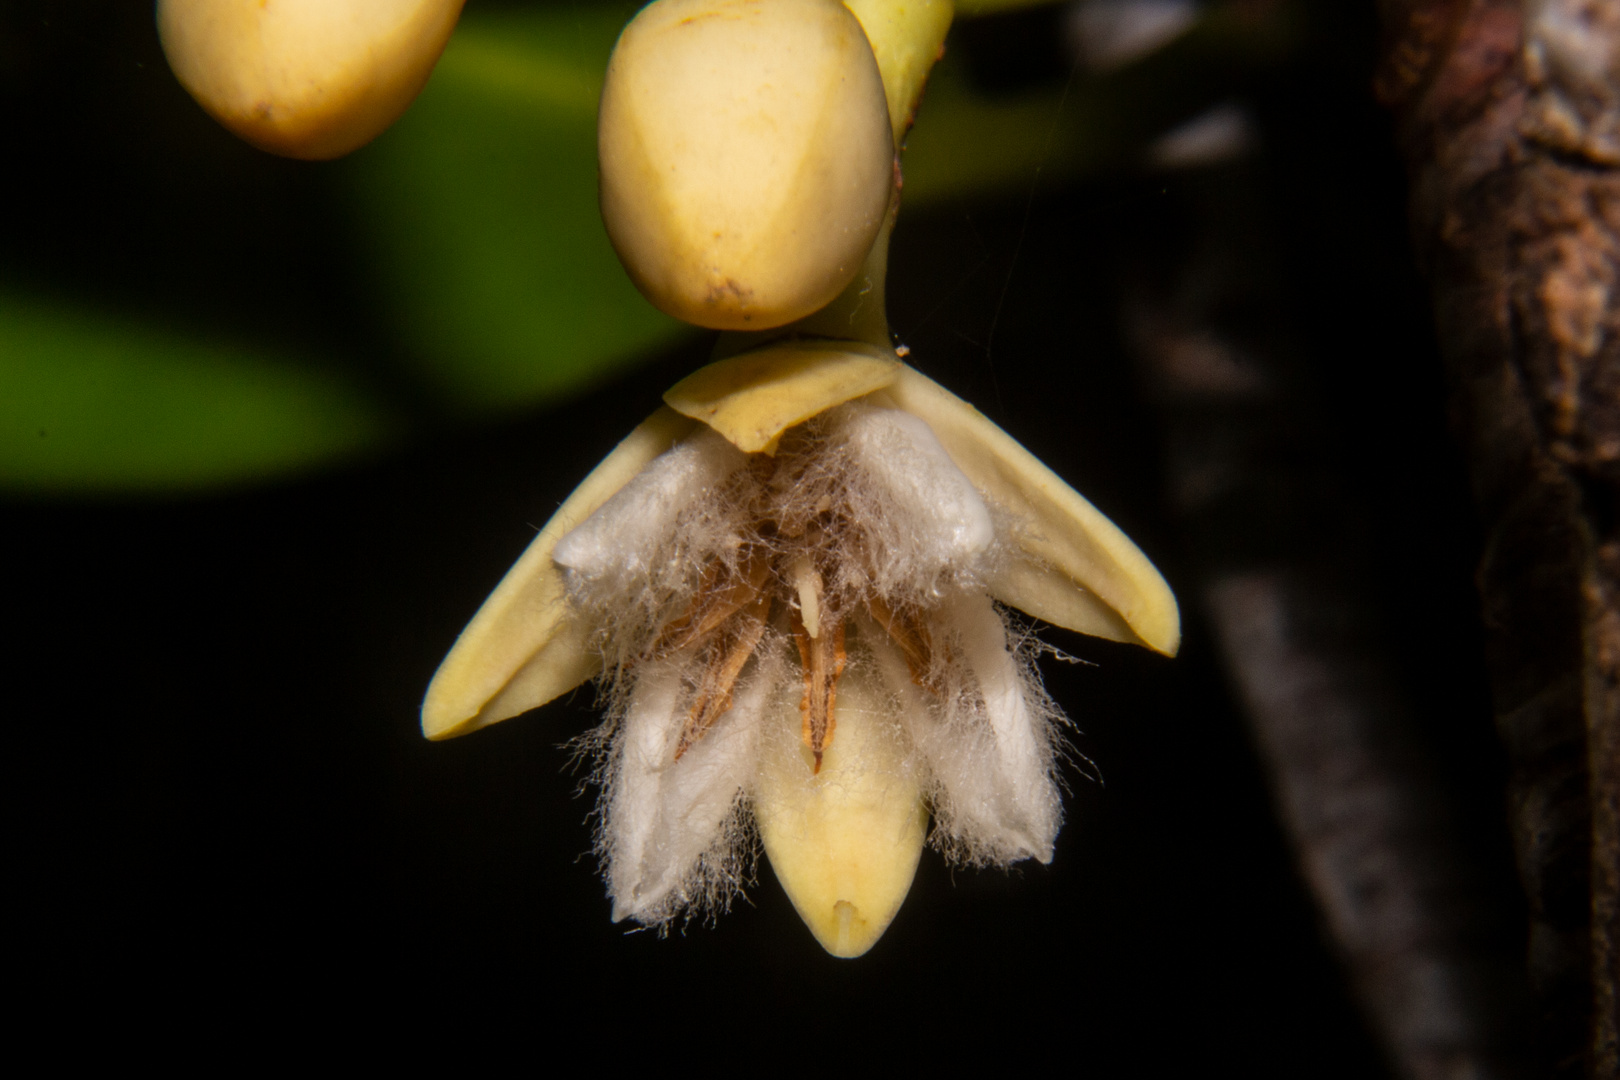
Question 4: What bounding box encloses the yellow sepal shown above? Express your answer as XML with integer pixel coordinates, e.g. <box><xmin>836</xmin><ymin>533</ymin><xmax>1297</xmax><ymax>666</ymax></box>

<box><xmin>420</xmin><ymin>408</ymin><xmax>698</xmax><ymax>740</ymax></box>
<box><xmin>877</xmin><ymin>367</ymin><xmax>1181</xmax><ymax>655</ymax></box>
<box><xmin>662</xmin><ymin>341</ymin><xmax>901</xmax><ymax>454</ymax></box>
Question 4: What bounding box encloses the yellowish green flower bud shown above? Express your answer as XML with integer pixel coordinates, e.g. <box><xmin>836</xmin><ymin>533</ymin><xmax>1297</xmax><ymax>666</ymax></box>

<box><xmin>156</xmin><ymin>0</ymin><xmax>464</xmax><ymax>160</ymax></box>
<box><xmin>598</xmin><ymin>0</ymin><xmax>895</xmax><ymax>331</ymax></box>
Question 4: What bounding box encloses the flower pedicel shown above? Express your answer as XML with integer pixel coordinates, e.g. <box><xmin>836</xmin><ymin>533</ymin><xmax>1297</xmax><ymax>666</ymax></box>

<box><xmin>424</xmin><ymin>0</ymin><xmax>1180</xmax><ymax>957</ymax></box>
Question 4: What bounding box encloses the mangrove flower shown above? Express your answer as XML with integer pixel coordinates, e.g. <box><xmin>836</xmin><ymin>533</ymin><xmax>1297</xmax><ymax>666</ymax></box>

<box><xmin>424</xmin><ymin>346</ymin><xmax>1180</xmax><ymax>956</ymax></box>
<box><xmin>424</xmin><ymin>0</ymin><xmax>1179</xmax><ymax>957</ymax></box>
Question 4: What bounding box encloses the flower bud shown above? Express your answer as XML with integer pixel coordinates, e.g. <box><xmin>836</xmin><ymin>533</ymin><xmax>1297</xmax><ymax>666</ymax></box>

<box><xmin>598</xmin><ymin>0</ymin><xmax>895</xmax><ymax>331</ymax></box>
<box><xmin>157</xmin><ymin>0</ymin><xmax>464</xmax><ymax>161</ymax></box>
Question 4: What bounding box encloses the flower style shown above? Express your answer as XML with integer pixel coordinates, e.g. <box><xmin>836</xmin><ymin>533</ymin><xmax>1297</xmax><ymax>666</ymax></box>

<box><xmin>423</xmin><ymin>343</ymin><xmax>1179</xmax><ymax>956</ymax></box>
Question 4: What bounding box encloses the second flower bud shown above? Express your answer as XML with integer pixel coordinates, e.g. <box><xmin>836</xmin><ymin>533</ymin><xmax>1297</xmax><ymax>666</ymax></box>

<box><xmin>598</xmin><ymin>0</ymin><xmax>895</xmax><ymax>331</ymax></box>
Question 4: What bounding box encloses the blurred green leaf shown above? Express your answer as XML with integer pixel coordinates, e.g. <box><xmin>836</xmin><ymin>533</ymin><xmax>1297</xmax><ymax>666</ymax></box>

<box><xmin>343</xmin><ymin>5</ymin><xmax>691</xmax><ymax>415</ymax></box>
<box><xmin>0</xmin><ymin>297</ymin><xmax>396</xmax><ymax>493</ymax></box>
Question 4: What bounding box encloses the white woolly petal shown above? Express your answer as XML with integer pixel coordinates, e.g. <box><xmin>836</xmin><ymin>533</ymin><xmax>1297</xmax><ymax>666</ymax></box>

<box><xmin>604</xmin><ymin>654</ymin><xmax>775</xmax><ymax>924</ymax></box>
<box><xmin>838</xmin><ymin>405</ymin><xmax>994</xmax><ymax>572</ymax></box>
<box><xmin>948</xmin><ymin>593</ymin><xmax>1061</xmax><ymax>863</ymax></box>
<box><xmin>604</xmin><ymin>661</ymin><xmax>682</xmax><ymax>920</ymax></box>
<box><xmin>554</xmin><ymin>427</ymin><xmax>747</xmax><ymax>586</ymax></box>
<box><xmin>870</xmin><ymin>599</ymin><xmax>1060</xmax><ymax>866</ymax></box>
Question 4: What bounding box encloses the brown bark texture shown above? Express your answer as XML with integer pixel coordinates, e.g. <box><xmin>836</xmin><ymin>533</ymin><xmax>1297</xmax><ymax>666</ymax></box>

<box><xmin>1377</xmin><ymin>1</ymin><xmax>1620</xmax><ymax>1075</ymax></box>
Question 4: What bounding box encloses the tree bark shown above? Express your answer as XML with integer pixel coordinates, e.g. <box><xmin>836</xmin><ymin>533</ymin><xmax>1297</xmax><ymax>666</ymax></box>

<box><xmin>1377</xmin><ymin>1</ymin><xmax>1620</xmax><ymax>1074</ymax></box>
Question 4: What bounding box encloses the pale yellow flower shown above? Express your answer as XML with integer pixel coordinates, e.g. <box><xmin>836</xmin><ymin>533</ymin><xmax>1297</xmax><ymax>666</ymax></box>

<box><xmin>423</xmin><ymin>344</ymin><xmax>1178</xmax><ymax>956</ymax></box>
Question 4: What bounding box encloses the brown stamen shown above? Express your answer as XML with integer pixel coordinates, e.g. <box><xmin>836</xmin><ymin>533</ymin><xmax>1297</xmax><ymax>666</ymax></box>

<box><xmin>793</xmin><ymin>611</ymin><xmax>846</xmax><ymax>773</ymax></box>
<box><xmin>675</xmin><ymin>589</ymin><xmax>772</xmax><ymax>760</ymax></box>
<box><xmin>867</xmin><ymin>595</ymin><xmax>940</xmax><ymax>694</ymax></box>
<box><xmin>656</xmin><ymin>544</ymin><xmax>771</xmax><ymax>656</ymax></box>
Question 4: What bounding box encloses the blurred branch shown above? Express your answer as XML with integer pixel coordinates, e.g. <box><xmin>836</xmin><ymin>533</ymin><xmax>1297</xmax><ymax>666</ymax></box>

<box><xmin>1377</xmin><ymin>0</ymin><xmax>1620</xmax><ymax>1074</ymax></box>
<box><xmin>1124</xmin><ymin>172</ymin><xmax>1536</xmax><ymax>1079</ymax></box>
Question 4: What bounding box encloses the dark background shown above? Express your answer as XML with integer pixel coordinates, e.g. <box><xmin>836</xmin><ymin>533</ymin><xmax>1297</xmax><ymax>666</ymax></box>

<box><xmin>6</xmin><ymin>1</ymin><xmax>1512</xmax><ymax>1069</ymax></box>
